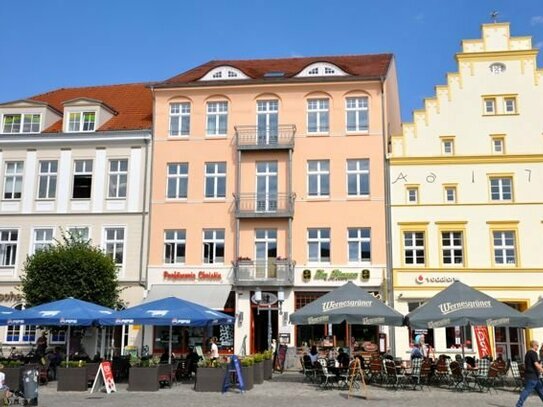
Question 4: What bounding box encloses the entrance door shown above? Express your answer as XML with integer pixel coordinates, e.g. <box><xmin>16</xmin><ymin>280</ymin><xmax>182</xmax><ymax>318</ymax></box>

<box><xmin>252</xmin><ymin>302</ymin><xmax>278</xmax><ymax>353</ymax></box>
<box><xmin>257</xmin><ymin>100</ymin><xmax>278</xmax><ymax>145</ymax></box>
<box><xmin>255</xmin><ymin>229</ymin><xmax>277</xmax><ymax>279</ymax></box>
<box><xmin>256</xmin><ymin>162</ymin><xmax>278</xmax><ymax>212</ymax></box>
<box><xmin>494</xmin><ymin>303</ymin><xmax>525</xmax><ymax>361</ymax></box>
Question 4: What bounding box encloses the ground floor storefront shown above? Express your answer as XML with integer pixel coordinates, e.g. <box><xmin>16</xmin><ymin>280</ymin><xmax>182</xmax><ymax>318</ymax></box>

<box><xmin>392</xmin><ymin>270</ymin><xmax>543</xmax><ymax>361</ymax></box>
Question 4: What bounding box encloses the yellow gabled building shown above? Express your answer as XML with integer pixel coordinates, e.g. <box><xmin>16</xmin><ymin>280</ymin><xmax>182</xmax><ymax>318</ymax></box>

<box><xmin>390</xmin><ymin>23</ymin><xmax>543</xmax><ymax>360</ymax></box>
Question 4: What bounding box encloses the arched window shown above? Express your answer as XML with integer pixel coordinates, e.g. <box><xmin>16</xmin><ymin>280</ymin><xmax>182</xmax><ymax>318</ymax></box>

<box><xmin>200</xmin><ymin>66</ymin><xmax>249</xmax><ymax>81</ymax></box>
<box><xmin>296</xmin><ymin>62</ymin><xmax>349</xmax><ymax>78</ymax></box>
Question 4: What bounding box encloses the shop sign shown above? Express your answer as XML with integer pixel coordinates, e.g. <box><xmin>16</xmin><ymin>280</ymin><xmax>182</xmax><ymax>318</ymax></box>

<box><xmin>162</xmin><ymin>271</ymin><xmax>222</xmax><ymax>281</ymax></box>
<box><xmin>0</xmin><ymin>292</ymin><xmax>23</xmax><ymax>303</ymax></box>
<box><xmin>415</xmin><ymin>274</ymin><xmax>455</xmax><ymax>285</ymax></box>
<box><xmin>306</xmin><ymin>268</ymin><xmax>371</xmax><ymax>282</ymax></box>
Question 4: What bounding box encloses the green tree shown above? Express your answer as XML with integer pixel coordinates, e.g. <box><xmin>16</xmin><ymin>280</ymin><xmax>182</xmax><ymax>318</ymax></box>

<box><xmin>20</xmin><ymin>233</ymin><xmax>121</xmax><ymax>308</ymax></box>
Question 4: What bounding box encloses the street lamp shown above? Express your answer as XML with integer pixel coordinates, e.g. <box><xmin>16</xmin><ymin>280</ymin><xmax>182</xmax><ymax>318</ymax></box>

<box><xmin>253</xmin><ymin>288</ymin><xmax>284</xmax><ymax>350</ymax></box>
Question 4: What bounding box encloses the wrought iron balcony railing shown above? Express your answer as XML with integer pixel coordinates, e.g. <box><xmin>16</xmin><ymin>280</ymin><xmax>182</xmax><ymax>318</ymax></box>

<box><xmin>234</xmin><ymin>193</ymin><xmax>295</xmax><ymax>218</ymax></box>
<box><xmin>234</xmin><ymin>260</ymin><xmax>295</xmax><ymax>286</ymax></box>
<box><xmin>235</xmin><ymin>125</ymin><xmax>296</xmax><ymax>150</ymax></box>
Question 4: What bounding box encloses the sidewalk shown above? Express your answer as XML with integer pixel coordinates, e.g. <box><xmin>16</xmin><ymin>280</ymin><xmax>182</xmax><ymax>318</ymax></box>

<box><xmin>35</xmin><ymin>371</ymin><xmax>538</xmax><ymax>406</ymax></box>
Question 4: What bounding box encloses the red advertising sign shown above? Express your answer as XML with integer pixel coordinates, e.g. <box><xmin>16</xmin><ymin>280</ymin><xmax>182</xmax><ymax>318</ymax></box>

<box><xmin>90</xmin><ymin>361</ymin><xmax>116</xmax><ymax>394</ymax></box>
<box><xmin>473</xmin><ymin>326</ymin><xmax>492</xmax><ymax>359</ymax></box>
<box><xmin>163</xmin><ymin>271</ymin><xmax>222</xmax><ymax>281</ymax></box>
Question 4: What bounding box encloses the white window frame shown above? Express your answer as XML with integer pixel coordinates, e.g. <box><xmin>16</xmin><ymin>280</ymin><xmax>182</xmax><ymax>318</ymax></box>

<box><xmin>345</xmin><ymin>97</ymin><xmax>369</xmax><ymax>132</ymax></box>
<box><xmin>72</xmin><ymin>159</ymin><xmax>93</xmax><ymax>199</ymax></box>
<box><xmin>108</xmin><ymin>159</ymin><xmax>128</xmax><ymax>199</ymax></box>
<box><xmin>169</xmin><ymin>102</ymin><xmax>191</xmax><ymax>136</ymax></box>
<box><xmin>347</xmin><ymin>228</ymin><xmax>371</xmax><ymax>263</ymax></box>
<box><xmin>1</xmin><ymin>113</ymin><xmax>41</xmax><ymax>134</ymax></box>
<box><xmin>204</xmin><ymin>162</ymin><xmax>226</xmax><ymax>199</ymax></box>
<box><xmin>0</xmin><ymin>229</ymin><xmax>18</xmax><ymax>267</ymax></box>
<box><xmin>307</xmin><ymin>160</ymin><xmax>330</xmax><ymax>197</ymax></box>
<box><xmin>206</xmin><ymin>102</ymin><xmax>228</xmax><ymax>136</ymax></box>
<box><xmin>493</xmin><ymin>231</ymin><xmax>516</xmax><ymax>265</ymax></box>
<box><xmin>203</xmin><ymin>229</ymin><xmax>225</xmax><ymax>264</ymax></box>
<box><xmin>103</xmin><ymin>226</ymin><xmax>126</xmax><ymax>270</ymax></box>
<box><xmin>31</xmin><ymin>227</ymin><xmax>54</xmax><ymax>254</ymax></box>
<box><xmin>490</xmin><ymin>177</ymin><xmax>513</xmax><ymax>201</ymax></box>
<box><xmin>492</xmin><ymin>137</ymin><xmax>505</xmax><ymax>154</ymax></box>
<box><xmin>442</xmin><ymin>140</ymin><xmax>454</xmax><ymax>155</ymax></box>
<box><xmin>346</xmin><ymin>159</ymin><xmax>370</xmax><ymax>196</ymax></box>
<box><xmin>67</xmin><ymin>111</ymin><xmax>96</xmax><ymax>132</ymax></box>
<box><xmin>307</xmin><ymin>99</ymin><xmax>329</xmax><ymax>134</ymax></box>
<box><xmin>50</xmin><ymin>329</ymin><xmax>67</xmax><ymax>345</ymax></box>
<box><xmin>504</xmin><ymin>97</ymin><xmax>516</xmax><ymax>114</ymax></box>
<box><xmin>445</xmin><ymin>187</ymin><xmax>457</xmax><ymax>203</ymax></box>
<box><xmin>3</xmin><ymin>161</ymin><xmax>24</xmax><ymax>200</ymax></box>
<box><xmin>441</xmin><ymin>231</ymin><xmax>463</xmax><ymax>265</ymax></box>
<box><xmin>164</xmin><ymin>229</ymin><xmax>186</xmax><ymax>264</ymax></box>
<box><xmin>166</xmin><ymin>163</ymin><xmax>189</xmax><ymax>199</ymax></box>
<box><xmin>407</xmin><ymin>187</ymin><xmax>419</xmax><ymax>204</ymax></box>
<box><xmin>403</xmin><ymin>231</ymin><xmax>425</xmax><ymax>265</ymax></box>
<box><xmin>5</xmin><ymin>305</ymin><xmax>36</xmax><ymax>344</ymax></box>
<box><xmin>307</xmin><ymin>228</ymin><xmax>331</xmax><ymax>263</ymax></box>
<box><xmin>37</xmin><ymin>160</ymin><xmax>58</xmax><ymax>199</ymax></box>
<box><xmin>484</xmin><ymin>98</ymin><xmax>496</xmax><ymax>114</ymax></box>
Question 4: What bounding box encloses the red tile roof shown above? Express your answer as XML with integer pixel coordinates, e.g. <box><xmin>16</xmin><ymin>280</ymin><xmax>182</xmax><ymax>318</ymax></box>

<box><xmin>160</xmin><ymin>54</ymin><xmax>393</xmax><ymax>86</ymax></box>
<box><xmin>29</xmin><ymin>83</ymin><xmax>153</xmax><ymax>133</ymax></box>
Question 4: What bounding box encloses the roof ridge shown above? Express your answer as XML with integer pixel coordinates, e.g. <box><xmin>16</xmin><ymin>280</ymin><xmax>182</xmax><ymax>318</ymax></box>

<box><xmin>200</xmin><ymin>52</ymin><xmax>393</xmax><ymax>64</ymax></box>
<box><xmin>31</xmin><ymin>81</ymin><xmax>154</xmax><ymax>99</ymax></box>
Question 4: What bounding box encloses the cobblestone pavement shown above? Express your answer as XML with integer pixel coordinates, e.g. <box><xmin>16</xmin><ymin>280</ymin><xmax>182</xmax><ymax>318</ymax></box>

<box><xmin>33</xmin><ymin>372</ymin><xmax>541</xmax><ymax>406</ymax></box>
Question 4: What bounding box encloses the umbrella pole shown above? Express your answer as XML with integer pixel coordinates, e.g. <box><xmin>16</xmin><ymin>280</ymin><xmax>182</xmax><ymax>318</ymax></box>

<box><xmin>168</xmin><ymin>325</ymin><xmax>172</xmax><ymax>364</ymax></box>
<box><xmin>461</xmin><ymin>326</ymin><xmax>466</xmax><ymax>364</ymax></box>
<box><xmin>66</xmin><ymin>325</ymin><xmax>71</xmax><ymax>365</ymax></box>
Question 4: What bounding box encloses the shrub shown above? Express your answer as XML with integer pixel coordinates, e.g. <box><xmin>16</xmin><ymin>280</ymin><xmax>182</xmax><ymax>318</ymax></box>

<box><xmin>253</xmin><ymin>353</ymin><xmax>264</xmax><ymax>363</ymax></box>
<box><xmin>60</xmin><ymin>360</ymin><xmax>86</xmax><ymax>368</ymax></box>
<box><xmin>240</xmin><ymin>356</ymin><xmax>254</xmax><ymax>367</ymax></box>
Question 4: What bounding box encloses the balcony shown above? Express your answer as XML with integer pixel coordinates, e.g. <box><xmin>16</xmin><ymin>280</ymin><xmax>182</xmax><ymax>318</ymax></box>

<box><xmin>234</xmin><ymin>193</ymin><xmax>295</xmax><ymax>218</ymax></box>
<box><xmin>235</xmin><ymin>125</ymin><xmax>296</xmax><ymax>150</ymax></box>
<box><xmin>234</xmin><ymin>260</ymin><xmax>295</xmax><ymax>287</ymax></box>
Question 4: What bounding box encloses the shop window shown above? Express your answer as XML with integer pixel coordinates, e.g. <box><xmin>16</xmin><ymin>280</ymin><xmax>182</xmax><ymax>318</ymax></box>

<box><xmin>408</xmin><ymin>302</ymin><xmax>434</xmax><ymax>348</ymax></box>
<box><xmin>445</xmin><ymin>326</ymin><xmax>473</xmax><ymax>349</ymax></box>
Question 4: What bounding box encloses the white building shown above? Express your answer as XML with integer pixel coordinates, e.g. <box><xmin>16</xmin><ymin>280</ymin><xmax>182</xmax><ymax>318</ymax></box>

<box><xmin>390</xmin><ymin>23</ymin><xmax>543</xmax><ymax>361</ymax></box>
<box><xmin>0</xmin><ymin>83</ymin><xmax>152</xmax><ymax>356</ymax></box>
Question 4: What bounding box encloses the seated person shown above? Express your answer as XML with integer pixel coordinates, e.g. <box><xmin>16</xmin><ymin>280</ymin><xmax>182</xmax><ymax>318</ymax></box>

<box><xmin>186</xmin><ymin>347</ymin><xmax>201</xmax><ymax>374</ymax></box>
<box><xmin>327</xmin><ymin>347</ymin><xmax>338</xmax><ymax>361</ymax></box>
<box><xmin>47</xmin><ymin>347</ymin><xmax>63</xmax><ymax>380</ymax></box>
<box><xmin>308</xmin><ymin>345</ymin><xmax>319</xmax><ymax>365</ymax></box>
<box><xmin>336</xmin><ymin>348</ymin><xmax>350</xmax><ymax>369</ymax></box>
<box><xmin>0</xmin><ymin>364</ymin><xmax>12</xmax><ymax>403</ymax></box>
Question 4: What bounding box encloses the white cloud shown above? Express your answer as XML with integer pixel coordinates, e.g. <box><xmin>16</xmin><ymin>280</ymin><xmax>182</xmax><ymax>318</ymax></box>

<box><xmin>531</xmin><ymin>16</ymin><xmax>543</xmax><ymax>25</ymax></box>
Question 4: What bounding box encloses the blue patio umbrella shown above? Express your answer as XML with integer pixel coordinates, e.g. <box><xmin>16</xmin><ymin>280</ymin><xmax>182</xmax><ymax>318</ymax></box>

<box><xmin>0</xmin><ymin>304</ymin><xmax>21</xmax><ymax>324</ymax></box>
<box><xmin>99</xmin><ymin>297</ymin><xmax>234</xmax><ymax>363</ymax></box>
<box><xmin>13</xmin><ymin>298</ymin><xmax>115</xmax><ymax>364</ymax></box>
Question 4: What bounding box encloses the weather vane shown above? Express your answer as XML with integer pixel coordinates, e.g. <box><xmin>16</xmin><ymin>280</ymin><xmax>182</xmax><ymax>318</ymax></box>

<box><xmin>490</xmin><ymin>10</ymin><xmax>499</xmax><ymax>23</ymax></box>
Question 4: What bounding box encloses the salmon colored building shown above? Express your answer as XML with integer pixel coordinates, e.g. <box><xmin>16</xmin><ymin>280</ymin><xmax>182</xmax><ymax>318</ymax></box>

<box><xmin>147</xmin><ymin>55</ymin><xmax>401</xmax><ymax>357</ymax></box>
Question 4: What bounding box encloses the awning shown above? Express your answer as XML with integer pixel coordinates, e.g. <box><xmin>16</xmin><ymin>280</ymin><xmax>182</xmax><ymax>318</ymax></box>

<box><xmin>145</xmin><ymin>284</ymin><xmax>232</xmax><ymax>310</ymax></box>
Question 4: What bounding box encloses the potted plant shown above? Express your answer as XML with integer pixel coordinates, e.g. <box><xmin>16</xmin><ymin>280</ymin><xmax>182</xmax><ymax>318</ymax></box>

<box><xmin>262</xmin><ymin>350</ymin><xmax>273</xmax><ymax>380</ymax></box>
<box><xmin>57</xmin><ymin>360</ymin><xmax>88</xmax><ymax>391</ymax></box>
<box><xmin>252</xmin><ymin>353</ymin><xmax>264</xmax><ymax>384</ymax></box>
<box><xmin>236</xmin><ymin>256</ymin><xmax>253</xmax><ymax>265</ymax></box>
<box><xmin>240</xmin><ymin>356</ymin><xmax>254</xmax><ymax>391</ymax></box>
<box><xmin>128</xmin><ymin>356</ymin><xmax>162</xmax><ymax>392</ymax></box>
<box><xmin>3</xmin><ymin>360</ymin><xmax>23</xmax><ymax>391</ymax></box>
<box><xmin>194</xmin><ymin>358</ymin><xmax>227</xmax><ymax>392</ymax></box>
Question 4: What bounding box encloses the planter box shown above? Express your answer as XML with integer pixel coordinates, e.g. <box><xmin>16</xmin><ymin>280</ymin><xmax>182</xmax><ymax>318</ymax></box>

<box><xmin>57</xmin><ymin>367</ymin><xmax>88</xmax><ymax>391</ymax></box>
<box><xmin>253</xmin><ymin>362</ymin><xmax>264</xmax><ymax>384</ymax></box>
<box><xmin>86</xmin><ymin>363</ymin><xmax>100</xmax><ymax>385</ymax></box>
<box><xmin>194</xmin><ymin>367</ymin><xmax>226</xmax><ymax>392</ymax></box>
<box><xmin>4</xmin><ymin>367</ymin><xmax>23</xmax><ymax>391</ymax></box>
<box><xmin>241</xmin><ymin>365</ymin><xmax>254</xmax><ymax>391</ymax></box>
<box><xmin>263</xmin><ymin>359</ymin><xmax>273</xmax><ymax>380</ymax></box>
<box><xmin>128</xmin><ymin>366</ymin><xmax>160</xmax><ymax>391</ymax></box>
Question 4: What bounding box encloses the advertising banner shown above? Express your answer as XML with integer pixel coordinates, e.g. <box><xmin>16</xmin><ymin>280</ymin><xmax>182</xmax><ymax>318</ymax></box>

<box><xmin>474</xmin><ymin>326</ymin><xmax>492</xmax><ymax>359</ymax></box>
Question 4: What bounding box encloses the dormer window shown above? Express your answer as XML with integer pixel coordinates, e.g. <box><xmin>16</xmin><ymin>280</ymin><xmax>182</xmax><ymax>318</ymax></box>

<box><xmin>2</xmin><ymin>113</ymin><xmax>41</xmax><ymax>133</ymax></box>
<box><xmin>200</xmin><ymin>66</ymin><xmax>249</xmax><ymax>81</ymax></box>
<box><xmin>296</xmin><ymin>62</ymin><xmax>349</xmax><ymax>78</ymax></box>
<box><xmin>68</xmin><ymin>112</ymin><xmax>96</xmax><ymax>132</ymax></box>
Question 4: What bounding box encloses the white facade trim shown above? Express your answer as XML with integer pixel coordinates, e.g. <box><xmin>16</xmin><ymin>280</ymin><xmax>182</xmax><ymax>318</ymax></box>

<box><xmin>200</xmin><ymin>66</ymin><xmax>250</xmax><ymax>81</ymax></box>
<box><xmin>296</xmin><ymin>62</ymin><xmax>349</xmax><ymax>78</ymax></box>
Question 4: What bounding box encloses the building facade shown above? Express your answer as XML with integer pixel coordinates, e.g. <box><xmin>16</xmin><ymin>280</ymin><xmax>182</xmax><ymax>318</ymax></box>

<box><xmin>148</xmin><ymin>55</ymin><xmax>400</xmax><ymax>355</ymax></box>
<box><xmin>0</xmin><ymin>83</ymin><xmax>152</xmax><ymax>354</ymax></box>
<box><xmin>391</xmin><ymin>23</ymin><xmax>543</xmax><ymax>360</ymax></box>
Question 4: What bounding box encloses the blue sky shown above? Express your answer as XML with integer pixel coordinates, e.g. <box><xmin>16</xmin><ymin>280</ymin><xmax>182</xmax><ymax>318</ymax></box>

<box><xmin>1</xmin><ymin>0</ymin><xmax>542</xmax><ymax>121</ymax></box>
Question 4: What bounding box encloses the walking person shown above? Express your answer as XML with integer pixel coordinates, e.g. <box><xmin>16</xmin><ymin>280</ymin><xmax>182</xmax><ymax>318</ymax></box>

<box><xmin>516</xmin><ymin>340</ymin><xmax>543</xmax><ymax>407</ymax></box>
